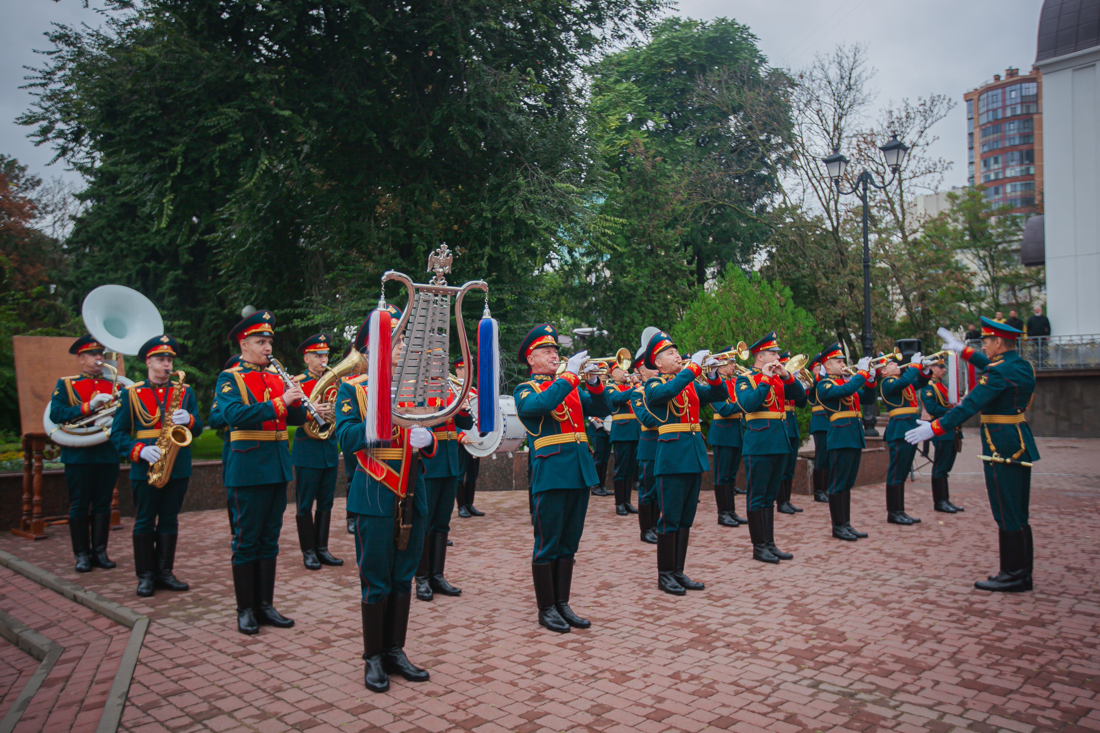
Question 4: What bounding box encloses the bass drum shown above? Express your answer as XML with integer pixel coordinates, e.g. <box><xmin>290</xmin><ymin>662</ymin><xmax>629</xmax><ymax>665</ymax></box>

<box><xmin>462</xmin><ymin>395</ymin><xmax>525</xmax><ymax>458</ymax></box>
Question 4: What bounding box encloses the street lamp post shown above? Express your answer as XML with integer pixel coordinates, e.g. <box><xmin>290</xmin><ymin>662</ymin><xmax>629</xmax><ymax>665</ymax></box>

<box><xmin>822</xmin><ymin>133</ymin><xmax>909</xmax><ymax>437</ymax></box>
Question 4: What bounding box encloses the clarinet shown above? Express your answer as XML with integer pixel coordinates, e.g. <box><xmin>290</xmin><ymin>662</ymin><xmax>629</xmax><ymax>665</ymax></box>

<box><xmin>267</xmin><ymin>357</ymin><xmax>329</xmax><ymax>431</ymax></box>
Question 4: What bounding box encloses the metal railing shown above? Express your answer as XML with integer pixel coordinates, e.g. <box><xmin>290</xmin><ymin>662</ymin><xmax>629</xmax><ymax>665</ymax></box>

<box><xmin>967</xmin><ymin>336</ymin><xmax>1100</xmax><ymax>370</ymax></box>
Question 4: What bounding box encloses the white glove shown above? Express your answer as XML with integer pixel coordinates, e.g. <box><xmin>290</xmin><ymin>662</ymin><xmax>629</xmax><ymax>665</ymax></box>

<box><xmin>90</xmin><ymin>393</ymin><xmax>112</xmax><ymax>409</ymax></box>
<box><xmin>565</xmin><ymin>350</ymin><xmax>588</xmax><ymax>377</ymax></box>
<box><xmin>910</xmin><ymin>351</ymin><xmax>923</xmax><ymax>366</ymax></box>
<box><xmin>867</xmin><ymin>366</ymin><xmax>877</xmax><ymax>382</ymax></box>
<box><xmin>410</xmin><ymin>427</ymin><xmax>433</xmax><ymax>449</ymax></box>
<box><xmin>704</xmin><ymin>357</ymin><xmax>720</xmax><ymax>380</ymax></box>
<box><xmin>171</xmin><ymin>409</ymin><xmax>190</xmax><ymax>425</ymax></box>
<box><xmin>905</xmin><ymin>420</ymin><xmax>935</xmax><ymax>445</ymax></box>
<box><xmin>690</xmin><ymin>349</ymin><xmax>710</xmax><ymax>367</ymax></box>
<box><xmin>856</xmin><ymin>356</ymin><xmax>871</xmax><ymax>371</ymax></box>
<box><xmin>937</xmin><ymin>327</ymin><xmax>966</xmax><ymax>354</ymax></box>
<box><xmin>582</xmin><ymin>361</ymin><xmax>601</xmax><ymax>384</ymax></box>
<box><xmin>139</xmin><ymin>445</ymin><xmax>162</xmax><ymax>464</ymax></box>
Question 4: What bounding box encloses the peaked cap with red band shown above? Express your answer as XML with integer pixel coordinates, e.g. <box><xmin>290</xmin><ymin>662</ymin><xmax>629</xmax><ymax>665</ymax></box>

<box><xmin>643</xmin><ymin>330</ymin><xmax>676</xmax><ymax>370</ymax></box>
<box><xmin>517</xmin><ymin>324</ymin><xmax>560</xmax><ymax>367</ymax></box>
<box><xmin>354</xmin><ymin>305</ymin><xmax>402</xmax><ymax>353</ymax></box>
<box><xmin>69</xmin><ymin>334</ymin><xmax>104</xmax><ymax>355</ymax></box>
<box><xmin>980</xmin><ymin>315</ymin><xmax>1023</xmax><ymax>341</ymax></box>
<box><xmin>820</xmin><ymin>342</ymin><xmax>845</xmax><ymax>361</ymax></box>
<box><xmin>228</xmin><ymin>310</ymin><xmax>275</xmax><ymax>343</ymax></box>
<box><xmin>138</xmin><ymin>334</ymin><xmax>178</xmax><ymax>361</ymax></box>
<box><xmin>749</xmin><ymin>331</ymin><xmax>780</xmax><ymax>355</ymax></box>
<box><xmin>297</xmin><ymin>333</ymin><xmax>331</xmax><ymax>354</ymax></box>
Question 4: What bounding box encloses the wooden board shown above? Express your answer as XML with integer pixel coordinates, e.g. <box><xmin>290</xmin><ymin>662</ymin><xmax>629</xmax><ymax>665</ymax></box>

<box><xmin>12</xmin><ymin>336</ymin><xmax>126</xmax><ymax>439</ymax></box>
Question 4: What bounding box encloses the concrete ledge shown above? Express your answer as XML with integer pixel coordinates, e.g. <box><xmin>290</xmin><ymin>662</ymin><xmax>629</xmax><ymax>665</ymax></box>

<box><xmin>0</xmin><ymin>607</ymin><xmax>64</xmax><ymax>733</ymax></box>
<box><xmin>0</xmin><ymin>549</ymin><xmax>148</xmax><ymax>733</ymax></box>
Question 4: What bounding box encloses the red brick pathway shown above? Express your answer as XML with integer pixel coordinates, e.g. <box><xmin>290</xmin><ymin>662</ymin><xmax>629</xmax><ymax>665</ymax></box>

<box><xmin>0</xmin><ymin>632</ymin><xmax>41</xmax><ymax>722</ymax></box>
<box><xmin>1</xmin><ymin>430</ymin><xmax>1099</xmax><ymax>733</ymax></box>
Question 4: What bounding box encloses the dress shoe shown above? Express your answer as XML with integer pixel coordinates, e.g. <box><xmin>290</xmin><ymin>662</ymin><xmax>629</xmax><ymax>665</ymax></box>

<box><xmin>616</xmin><ymin>504</ymin><xmax>628</xmax><ymax>516</ymax></box>
<box><xmin>458</xmin><ymin>504</ymin><xmax>472</xmax><ymax>518</ymax></box>
<box><xmin>466</xmin><ymin>505</ymin><xmax>484</xmax><ymax>516</ymax></box>
<box><xmin>623</xmin><ymin>503</ymin><xmax>638</xmax><ymax>514</ymax></box>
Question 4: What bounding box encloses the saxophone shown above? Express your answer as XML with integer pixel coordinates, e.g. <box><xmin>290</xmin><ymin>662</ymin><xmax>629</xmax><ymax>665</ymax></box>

<box><xmin>147</xmin><ymin>371</ymin><xmax>193</xmax><ymax>488</ymax></box>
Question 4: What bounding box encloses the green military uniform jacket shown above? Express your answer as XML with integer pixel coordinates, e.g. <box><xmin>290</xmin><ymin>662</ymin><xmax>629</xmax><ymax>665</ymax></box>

<box><xmin>644</xmin><ymin>364</ymin><xmax>727</xmax><ymax>475</ymax></box>
<box><xmin>608</xmin><ymin>384</ymin><xmax>640</xmax><ymax>442</ymax></box>
<box><xmin>334</xmin><ymin>376</ymin><xmax>434</xmax><ymax>518</ymax></box>
<box><xmin>808</xmin><ymin>377</ymin><xmax>830</xmax><ymax>434</ymax></box>
<box><xmin>920</xmin><ymin>380</ymin><xmax>955</xmax><ymax>443</ymax></box>
<box><xmin>214</xmin><ymin>361</ymin><xmax>306</xmax><ymax>487</ymax></box>
<box><xmin>930</xmin><ymin>349</ymin><xmax>1039</xmax><ymax>463</ymax></box>
<box><xmin>515</xmin><ymin>372</ymin><xmax>612</xmax><ymax>493</ymax></box>
<box><xmin>735</xmin><ymin>368</ymin><xmax>792</xmax><ymax>456</ymax></box>
<box><xmin>289</xmin><ymin>372</ymin><xmax>339</xmax><ymax>469</ymax></box>
<box><xmin>110</xmin><ymin>380</ymin><xmax>203</xmax><ymax>481</ymax></box>
<box><xmin>631</xmin><ymin>386</ymin><xmax>659</xmax><ymax>461</ymax></box>
<box><xmin>879</xmin><ymin>364</ymin><xmax>930</xmax><ymax>442</ymax></box>
<box><xmin>818</xmin><ymin>371</ymin><xmax>874</xmax><ymax>450</ymax></box>
<box><xmin>49</xmin><ymin>373</ymin><xmax>121</xmax><ymax>464</ymax></box>
<box><xmin>707</xmin><ymin>376</ymin><xmax>743</xmax><ymax>448</ymax></box>
<box><xmin>421</xmin><ymin>393</ymin><xmax>474</xmax><ymax>479</ymax></box>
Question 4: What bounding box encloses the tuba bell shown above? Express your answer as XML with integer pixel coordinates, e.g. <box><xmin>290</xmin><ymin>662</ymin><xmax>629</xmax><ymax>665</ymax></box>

<box><xmin>302</xmin><ymin>347</ymin><xmax>368</xmax><ymax>440</ymax></box>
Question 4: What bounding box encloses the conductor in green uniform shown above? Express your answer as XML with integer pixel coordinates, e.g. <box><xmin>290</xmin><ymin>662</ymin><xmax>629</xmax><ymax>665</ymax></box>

<box><xmin>906</xmin><ymin>318</ymin><xmax>1039</xmax><ymax>592</ymax></box>
<box><xmin>514</xmin><ymin>325</ymin><xmax>611</xmax><ymax>633</ymax></box>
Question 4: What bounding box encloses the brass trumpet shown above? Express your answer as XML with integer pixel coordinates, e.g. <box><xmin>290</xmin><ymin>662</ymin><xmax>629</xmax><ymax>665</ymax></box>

<box><xmin>678</xmin><ymin>342</ymin><xmax>753</xmax><ymax>374</ymax></box>
<box><xmin>869</xmin><ymin>347</ymin><xmax>903</xmax><ymax>369</ymax></box>
<box><xmin>555</xmin><ymin>347</ymin><xmax>633</xmax><ymax>379</ymax></box>
<box><xmin>920</xmin><ymin>350</ymin><xmax>949</xmax><ymax>366</ymax></box>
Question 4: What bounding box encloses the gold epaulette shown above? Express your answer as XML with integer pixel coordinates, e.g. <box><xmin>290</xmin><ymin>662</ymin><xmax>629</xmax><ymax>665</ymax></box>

<box><xmin>346</xmin><ymin>374</ymin><xmax>368</xmax><ymax>385</ymax></box>
<box><xmin>294</xmin><ymin>373</ymin><xmax>308</xmax><ymax>382</ymax></box>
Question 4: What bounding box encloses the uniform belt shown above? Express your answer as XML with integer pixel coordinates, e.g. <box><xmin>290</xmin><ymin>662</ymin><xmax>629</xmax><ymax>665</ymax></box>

<box><xmin>829</xmin><ymin>411</ymin><xmax>861</xmax><ymax>422</ymax></box>
<box><xmin>612</xmin><ymin>414</ymin><xmax>637</xmax><ymax>421</ymax></box>
<box><xmin>640</xmin><ymin>426</ymin><xmax>657</xmax><ymax>432</ymax></box>
<box><xmin>367</xmin><ymin>448</ymin><xmax>405</xmax><ymax>460</ymax></box>
<box><xmin>712</xmin><ymin>414</ymin><xmax>737</xmax><ymax>420</ymax></box>
<box><xmin>744</xmin><ymin>411</ymin><xmax>784</xmax><ymax>421</ymax></box>
<box><xmin>135</xmin><ymin>429</ymin><xmax>162</xmax><ymax>439</ymax></box>
<box><xmin>980</xmin><ymin>413</ymin><xmax>1027</xmax><ymax>424</ymax></box>
<box><xmin>657</xmin><ymin>423</ymin><xmax>701</xmax><ymax>434</ymax></box>
<box><xmin>229</xmin><ymin>430</ymin><xmax>289</xmax><ymax>442</ymax></box>
<box><xmin>533</xmin><ymin>432</ymin><xmax>590</xmax><ymax>450</ymax></box>
<box><xmin>811</xmin><ymin>406</ymin><xmax>824</xmax><ymax>413</ymax></box>
<box><xmin>784</xmin><ymin>405</ymin><xmax>795</xmax><ymax>412</ymax></box>
<box><xmin>433</xmin><ymin>431</ymin><xmax>459</xmax><ymax>440</ymax></box>
<box><xmin>887</xmin><ymin>407</ymin><xmax>919</xmax><ymax>417</ymax></box>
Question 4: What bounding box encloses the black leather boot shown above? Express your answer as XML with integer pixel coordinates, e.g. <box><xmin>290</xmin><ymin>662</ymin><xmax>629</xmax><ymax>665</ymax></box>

<box><xmin>639</xmin><ymin>502</ymin><xmax>658</xmax><ymax>544</ymax></box>
<box><xmin>886</xmin><ymin>484</ymin><xmax>915</xmax><ymax>525</ymax></box>
<box><xmin>783</xmin><ymin>478</ymin><xmax>802</xmax><ymax>512</ymax></box>
<box><xmin>429</xmin><ymin>531</ymin><xmax>461</xmax><ymax>596</ymax></box>
<box><xmin>314</xmin><ymin>510</ymin><xmax>343</xmax><ymax>566</ymax></box>
<box><xmin>1024</xmin><ymin>525</ymin><xmax>1034</xmax><ymax>590</ymax></box>
<box><xmin>656</xmin><ymin>532</ymin><xmax>686</xmax><ymax>595</ymax></box>
<box><xmin>533</xmin><ymin>562</ymin><xmax>569</xmax><ymax>632</ymax></box>
<box><xmin>553</xmin><ymin>557</ymin><xmax>591</xmax><ymax>628</ymax></box>
<box><xmin>134</xmin><ymin>533</ymin><xmax>156</xmax><ymax>597</ymax></box>
<box><xmin>154</xmin><ymin>533</ymin><xmax>189</xmax><ymax>591</ymax></box>
<box><xmin>382</xmin><ymin>592</ymin><xmax>430</xmax><ymax>681</ymax></box>
<box><xmin>622</xmin><ymin>479</ymin><xmax>637</xmax><ymax>514</ymax></box>
<box><xmin>673</xmin><ymin>528</ymin><xmax>704</xmax><ymax>590</ymax></box>
<box><xmin>932</xmin><ymin>477</ymin><xmax>957</xmax><ymax>513</ymax></box>
<box><xmin>361</xmin><ymin>599</ymin><xmax>389</xmax><ymax>692</ymax></box>
<box><xmin>813</xmin><ymin>469</ymin><xmax>829</xmax><ymax>503</ymax></box>
<box><xmin>975</xmin><ymin>529</ymin><xmax>1031</xmax><ymax>592</ymax></box>
<box><xmin>764</xmin><ymin>507</ymin><xmax>793</xmax><ymax>560</ymax></box>
<box><xmin>614</xmin><ymin>480</ymin><xmax>628</xmax><ymax>515</ymax></box>
<box><xmin>296</xmin><ymin>514</ymin><xmax>321</xmax><ymax>570</ymax></box>
<box><xmin>716</xmin><ymin>485</ymin><xmax>737</xmax><ymax>527</ymax></box>
<box><xmin>842</xmin><ymin>491</ymin><xmax>867</xmax><ymax>538</ymax></box>
<box><xmin>899</xmin><ymin>483</ymin><xmax>919</xmax><ymax>523</ymax></box>
<box><xmin>747</xmin><ymin>510</ymin><xmax>778</xmax><ymax>563</ymax></box>
<box><xmin>464</xmin><ymin>476</ymin><xmax>483</xmax><ymax>515</ymax></box>
<box><xmin>232</xmin><ymin>562</ymin><xmax>258</xmax><ymax>635</ymax></box>
<box><xmin>70</xmin><ymin>515</ymin><xmax>92</xmax><ymax>573</ymax></box>
<box><xmin>228</xmin><ymin>503</ymin><xmax>235</xmax><ymax>535</ymax></box>
<box><xmin>415</xmin><ymin>533</ymin><xmax>433</xmax><ymax>601</ymax></box>
<box><xmin>777</xmin><ymin>479</ymin><xmax>798</xmax><ymax>514</ymax></box>
<box><xmin>255</xmin><ymin>558</ymin><xmax>294</xmax><ymax>627</ymax></box>
<box><xmin>829</xmin><ymin>494</ymin><xmax>857</xmax><ymax>541</ymax></box>
<box><xmin>728</xmin><ymin>485</ymin><xmax>746</xmax><ymax>525</ymax></box>
<box><xmin>89</xmin><ymin>513</ymin><xmax>116</xmax><ymax>569</ymax></box>
<box><xmin>944</xmin><ymin>477</ymin><xmax>964</xmax><ymax>512</ymax></box>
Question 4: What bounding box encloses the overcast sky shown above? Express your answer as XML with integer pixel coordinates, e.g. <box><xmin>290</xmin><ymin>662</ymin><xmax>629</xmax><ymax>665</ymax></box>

<box><xmin>3</xmin><ymin>0</ymin><xmax>1043</xmax><ymax>191</ymax></box>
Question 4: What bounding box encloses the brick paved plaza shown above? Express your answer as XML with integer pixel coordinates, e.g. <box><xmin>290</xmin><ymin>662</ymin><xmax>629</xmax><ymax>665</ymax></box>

<box><xmin>2</xmin><ymin>430</ymin><xmax>1099</xmax><ymax>733</ymax></box>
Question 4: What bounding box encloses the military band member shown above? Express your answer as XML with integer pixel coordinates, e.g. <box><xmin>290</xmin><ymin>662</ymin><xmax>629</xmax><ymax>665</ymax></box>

<box><xmin>643</xmin><ymin>331</ymin><xmax>725</xmax><ymax>594</ymax></box>
<box><xmin>514</xmin><ymin>325</ymin><xmax>611</xmax><ymax>633</ymax></box>
<box><xmin>453</xmin><ymin>358</ymin><xmax>484</xmax><ymax>517</ymax></box>
<box><xmin>906</xmin><ymin>318</ymin><xmax>1038</xmax><ymax>592</ymax></box>
<box><xmin>49</xmin><ymin>335</ymin><xmax>120</xmax><ymax>573</ymax></box>
<box><xmin>608</xmin><ymin>365</ymin><xmax>640</xmax><ymax>515</ymax></box>
<box><xmin>630</xmin><ymin>349</ymin><xmax>660</xmax><ymax>544</ymax></box>
<box><xmin>878</xmin><ymin>350</ymin><xmax>930</xmax><ymax>525</ymax></box>
<box><xmin>807</xmin><ymin>354</ymin><xmax>830</xmax><ymax>503</ymax></box>
<box><xmin>216</xmin><ymin>310</ymin><xmax>307</xmax><ymax>635</ymax></box>
<box><xmin>818</xmin><ymin>344</ymin><xmax>876</xmax><ymax>542</ymax></box>
<box><xmin>707</xmin><ymin>346</ymin><xmax>746</xmax><ymax>528</ymax></box>
<box><xmin>290</xmin><ymin>334</ymin><xmax>342</xmax><ymax>571</ymax></box>
<box><xmin>587</xmin><ymin>416</ymin><xmax>612</xmax><ymax>496</ymax></box>
<box><xmin>919</xmin><ymin>357</ymin><xmax>964</xmax><ymax>513</ymax></box>
<box><xmin>414</xmin><ymin>365</ymin><xmax>473</xmax><ymax>602</ymax></box>
<box><xmin>776</xmin><ymin>350</ymin><xmax>806</xmax><ymax>514</ymax></box>
<box><xmin>736</xmin><ymin>332</ymin><xmax>796</xmax><ymax>563</ymax></box>
<box><xmin>336</xmin><ymin>306</ymin><xmax>437</xmax><ymax>692</ymax></box>
<box><xmin>110</xmin><ymin>336</ymin><xmax>202</xmax><ymax>597</ymax></box>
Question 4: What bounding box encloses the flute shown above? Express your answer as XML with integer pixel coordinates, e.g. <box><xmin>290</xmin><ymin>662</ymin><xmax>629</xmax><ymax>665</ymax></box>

<box><xmin>268</xmin><ymin>357</ymin><xmax>329</xmax><ymax>431</ymax></box>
